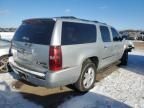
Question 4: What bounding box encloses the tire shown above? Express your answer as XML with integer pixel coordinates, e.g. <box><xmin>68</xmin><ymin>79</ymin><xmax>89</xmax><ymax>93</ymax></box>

<box><xmin>74</xmin><ymin>59</ymin><xmax>96</xmax><ymax>92</ymax></box>
<box><xmin>0</xmin><ymin>55</ymin><xmax>9</xmax><ymax>73</ymax></box>
<box><xmin>120</xmin><ymin>50</ymin><xmax>128</xmax><ymax>66</ymax></box>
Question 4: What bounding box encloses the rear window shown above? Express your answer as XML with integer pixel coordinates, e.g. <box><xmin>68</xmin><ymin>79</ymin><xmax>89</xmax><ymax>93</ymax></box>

<box><xmin>61</xmin><ymin>22</ymin><xmax>96</xmax><ymax>45</ymax></box>
<box><xmin>13</xmin><ymin>20</ymin><xmax>55</xmax><ymax>45</ymax></box>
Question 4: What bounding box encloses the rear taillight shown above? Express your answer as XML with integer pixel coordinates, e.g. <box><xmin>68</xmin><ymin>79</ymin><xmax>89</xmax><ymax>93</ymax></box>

<box><xmin>49</xmin><ymin>46</ymin><xmax>62</xmax><ymax>71</ymax></box>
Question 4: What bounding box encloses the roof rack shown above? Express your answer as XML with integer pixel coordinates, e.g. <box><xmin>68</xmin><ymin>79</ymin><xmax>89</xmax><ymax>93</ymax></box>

<box><xmin>55</xmin><ymin>16</ymin><xmax>77</xmax><ymax>19</ymax></box>
<box><xmin>92</xmin><ymin>20</ymin><xmax>107</xmax><ymax>25</ymax></box>
<box><xmin>55</xmin><ymin>16</ymin><xmax>107</xmax><ymax>25</ymax></box>
<box><xmin>92</xmin><ymin>21</ymin><xmax>99</xmax><ymax>23</ymax></box>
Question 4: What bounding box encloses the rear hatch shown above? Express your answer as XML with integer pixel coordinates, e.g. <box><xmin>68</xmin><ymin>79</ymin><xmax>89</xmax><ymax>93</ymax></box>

<box><xmin>11</xmin><ymin>19</ymin><xmax>55</xmax><ymax>73</ymax></box>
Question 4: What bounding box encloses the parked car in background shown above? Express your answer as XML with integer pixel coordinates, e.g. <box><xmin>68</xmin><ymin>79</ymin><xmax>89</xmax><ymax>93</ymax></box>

<box><xmin>0</xmin><ymin>32</ymin><xmax>14</xmax><ymax>41</ymax></box>
<box><xmin>0</xmin><ymin>32</ymin><xmax>14</xmax><ymax>73</ymax></box>
<box><xmin>126</xmin><ymin>40</ymin><xmax>135</xmax><ymax>52</ymax></box>
<box><xmin>0</xmin><ymin>38</ymin><xmax>11</xmax><ymax>73</ymax></box>
<box><xmin>140</xmin><ymin>32</ymin><xmax>144</xmax><ymax>41</ymax></box>
<box><xmin>122</xmin><ymin>35</ymin><xmax>135</xmax><ymax>52</ymax></box>
<box><xmin>9</xmin><ymin>16</ymin><xmax>128</xmax><ymax>92</ymax></box>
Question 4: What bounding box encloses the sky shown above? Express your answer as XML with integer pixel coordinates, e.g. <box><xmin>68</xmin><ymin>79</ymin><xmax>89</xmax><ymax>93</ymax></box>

<box><xmin>0</xmin><ymin>0</ymin><xmax>144</xmax><ymax>30</ymax></box>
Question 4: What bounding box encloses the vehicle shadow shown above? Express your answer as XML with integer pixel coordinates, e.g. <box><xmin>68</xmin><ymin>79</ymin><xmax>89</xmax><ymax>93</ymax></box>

<box><xmin>121</xmin><ymin>54</ymin><xmax>144</xmax><ymax>76</ymax></box>
<box><xmin>22</xmin><ymin>91</ymin><xmax>132</xmax><ymax>108</ymax></box>
<box><xmin>0</xmin><ymin>81</ymin><xmax>131</xmax><ymax>108</ymax></box>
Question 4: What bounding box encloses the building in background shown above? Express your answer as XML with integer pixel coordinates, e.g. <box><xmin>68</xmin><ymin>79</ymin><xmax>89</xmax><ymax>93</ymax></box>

<box><xmin>120</xmin><ymin>30</ymin><xmax>144</xmax><ymax>41</ymax></box>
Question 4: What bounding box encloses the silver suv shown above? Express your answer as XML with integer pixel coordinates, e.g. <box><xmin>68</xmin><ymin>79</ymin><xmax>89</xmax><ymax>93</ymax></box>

<box><xmin>9</xmin><ymin>17</ymin><xmax>128</xmax><ymax>92</ymax></box>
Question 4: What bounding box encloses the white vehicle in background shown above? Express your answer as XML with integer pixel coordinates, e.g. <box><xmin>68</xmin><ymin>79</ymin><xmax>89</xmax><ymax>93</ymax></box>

<box><xmin>0</xmin><ymin>32</ymin><xmax>14</xmax><ymax>41</ymax></box>
<box><xmin>141</xmin><ymin>32</ymin><xmax>144</xmax><ymax>41</ymax></box>
<box><xmin>127</xmin><ymin>40</ymin><xmax>134</xmax><ymax>50</ymax></box>
<box><xmin>121</xmin><ymin>35</ymin><xmax>135</xmax><ymax>52</ymax></box>
<box><xmin>0</xmin><ymin>32</ymin><xmax>14</xmax><ymax>72</ymax></box>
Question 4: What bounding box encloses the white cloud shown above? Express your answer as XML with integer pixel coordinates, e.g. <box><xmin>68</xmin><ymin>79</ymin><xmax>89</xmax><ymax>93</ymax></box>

<box><xmin>0</xmin><ymin>9</ymin><xmax>9</xmax><ymax>16</ymax></box>
<box><xmin>65</xmin><ymin>9</ymin><xmax>71</xmax><ymax>13</ymax></box>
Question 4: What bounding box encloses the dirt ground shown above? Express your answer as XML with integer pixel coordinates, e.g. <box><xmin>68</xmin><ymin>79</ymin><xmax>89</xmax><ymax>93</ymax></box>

<box><xmin>133</xmin><ymin>41</ymin><xmax>144</xmax><ymax>50</ymax></box>
<box><xmin>12</xmin><ymin>41</ymin><xmax>144</xmax><ymax>108</ymax></box>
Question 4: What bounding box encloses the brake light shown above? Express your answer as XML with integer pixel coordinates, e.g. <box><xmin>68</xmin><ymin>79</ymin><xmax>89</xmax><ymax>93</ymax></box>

<box><xmin>49</xmin><ymin>46</ymin><xmax>62</xmax><ymax>71</ymax></box>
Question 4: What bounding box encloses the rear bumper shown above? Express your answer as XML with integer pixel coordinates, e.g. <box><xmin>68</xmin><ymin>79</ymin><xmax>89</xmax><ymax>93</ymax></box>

<box><xmin>9</xmin><ymin>57</ymin><xmax>81</xmax><ymax>87</ymax></box>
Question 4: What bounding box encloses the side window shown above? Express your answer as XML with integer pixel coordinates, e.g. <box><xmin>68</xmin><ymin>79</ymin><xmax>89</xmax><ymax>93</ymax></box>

<box><xmin>100</xmin><ymin>26</ymin><xmax>111</xmax><ymax>42</ymax></box>
<box><xmin>111</xmin><ymin>28</ymin><xmax>120</xmax><ymax>41</ymax></box>
<box><xmin>61</xmin><ymin>22</ymin><xmax>96</xmax><ymax>45</ymax></box>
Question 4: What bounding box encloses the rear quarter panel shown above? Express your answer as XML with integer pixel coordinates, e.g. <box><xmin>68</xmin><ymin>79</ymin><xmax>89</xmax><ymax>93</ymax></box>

<box><xmin>61</xmin><ymin>42</ymin><xmax>103</xmax><ymax>71</ymax></box>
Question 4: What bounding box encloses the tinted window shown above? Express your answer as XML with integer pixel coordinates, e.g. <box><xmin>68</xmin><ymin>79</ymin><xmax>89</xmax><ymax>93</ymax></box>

<box><xmin>111</xmin><ymin>28</ymin><xmax>120</xmax><ymax>41</ymax></box>
<box><xmin>100</xmin><ymin>26</ymin><xmax>111</xmax><ymax>42</ymax></box>
<box><xmin>61</xmin><ymin>22</ymin><xmax>96</xmax><ymax>45</ymax></box>
<box><xmin>13</xmin><ymin>20</ymin><xmax>55</xmax><ymax>45</ymax></box>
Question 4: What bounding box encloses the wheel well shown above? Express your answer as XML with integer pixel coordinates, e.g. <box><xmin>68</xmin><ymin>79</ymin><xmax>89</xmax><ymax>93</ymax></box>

<box><xmin>89</xmin><ymin>57</ymin><xmax>99</xmax><ymax>69</ymax></box>
<box><xmin>83</xmin><ymin>57</ymin><xmax>99</xmax><ymax>69</ymax></box>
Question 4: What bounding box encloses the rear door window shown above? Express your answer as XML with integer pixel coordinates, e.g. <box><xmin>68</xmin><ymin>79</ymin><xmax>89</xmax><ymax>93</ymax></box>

<box><xmin>13</xmin><ymin>20</ymin><xmax>55</xmax><ymax>45</ymax></box>
<box><xmin>61</xmin><ymin>22</ymin><xmax>96</xmax><ymax>45</ymax></box>
<box><xmin>100</xmin><ymin>26</ymin><xmax>111</xmax><ymax>42</ymax></box>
